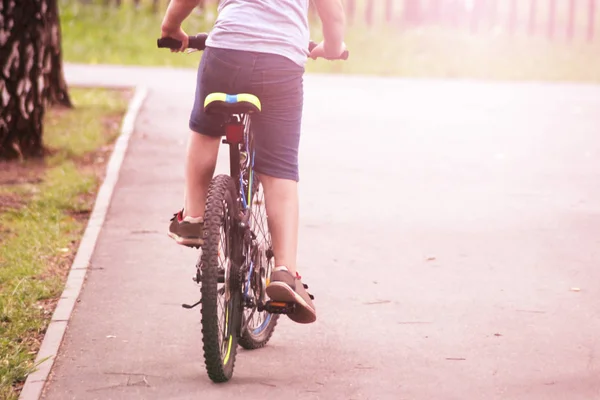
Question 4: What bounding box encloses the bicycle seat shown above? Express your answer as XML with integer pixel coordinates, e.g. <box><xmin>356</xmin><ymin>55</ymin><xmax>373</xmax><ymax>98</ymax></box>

<box><xmin>204</xmin><ymin>92</ymin><xmax>262</xmax><ymax>115</ymax></box>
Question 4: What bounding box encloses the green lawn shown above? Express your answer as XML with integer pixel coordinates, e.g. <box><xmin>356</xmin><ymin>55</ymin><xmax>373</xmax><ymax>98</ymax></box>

<box><xmin>59</xmin><ymin>0</ymin><xmax>600</xmax><ymax>83</ymax></box>
<box><xmin>0</xmin><ymin>88</ymin><xmax>129</xmax><ymax>400</ymax></box>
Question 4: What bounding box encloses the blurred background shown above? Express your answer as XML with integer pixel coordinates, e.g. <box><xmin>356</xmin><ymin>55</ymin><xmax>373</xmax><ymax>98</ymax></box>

<box><xmin>60</xmin><ymin>0</ymin><xmax>600</xmax><ymax>81</ymax></box>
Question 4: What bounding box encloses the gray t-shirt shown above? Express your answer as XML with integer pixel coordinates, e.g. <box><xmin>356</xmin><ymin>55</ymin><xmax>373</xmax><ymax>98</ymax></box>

<box><xmin>205</xmin><ymin>0</ymin><xmax>310</xmax><ymax>67</ymax></box>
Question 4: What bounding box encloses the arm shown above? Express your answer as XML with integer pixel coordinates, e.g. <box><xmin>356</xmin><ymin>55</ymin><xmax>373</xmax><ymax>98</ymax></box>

<box><xmin>162</xmin><ymin>0</ymin><xmax>198</xmax><ymax>30</ymax></box>
<box><xmin>311</xmin><ymin>0</ymin><xmax>346</xmax><ymax>58</ymax></box>
<box><xmin>160</xmin><ymin>0</ymin><xmax>199</xmax><ymax>51</ymax></box>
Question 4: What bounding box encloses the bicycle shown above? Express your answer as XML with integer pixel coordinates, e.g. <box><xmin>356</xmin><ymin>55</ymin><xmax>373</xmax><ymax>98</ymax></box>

<box><xmin>157</xmin><ymin>33</ymin><xmax>348</xmax><ymax>383</ymax></box>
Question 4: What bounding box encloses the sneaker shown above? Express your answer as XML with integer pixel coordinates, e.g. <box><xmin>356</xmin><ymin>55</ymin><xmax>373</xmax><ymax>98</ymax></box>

<box><xmin>266</xmin><ymin>266</ymin><xmax>316</xmax><ymax>324</ymax></box>
<box><xmin>168</xmin><ymin>210</ymin><xmax>204</xmax><ymax>247</ymax></box>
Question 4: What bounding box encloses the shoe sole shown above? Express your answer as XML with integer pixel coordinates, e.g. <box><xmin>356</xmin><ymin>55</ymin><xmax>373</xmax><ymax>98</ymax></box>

<box><xmin>266</xmin><ymin>282</ymin><xmax>316</xmax><ymax>324</ymax></box>
<box><xmin>168</xmin><ymin>231</ymin><xmax>204</xmax><ymax>248</ymax></box>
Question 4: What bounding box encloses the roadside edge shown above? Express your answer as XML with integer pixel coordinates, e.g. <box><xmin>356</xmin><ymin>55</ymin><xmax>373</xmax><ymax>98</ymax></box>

<box><xmin>18</xmin><ymin>85</ymin><xmax>149</xmax><ymax>400</ymax></box>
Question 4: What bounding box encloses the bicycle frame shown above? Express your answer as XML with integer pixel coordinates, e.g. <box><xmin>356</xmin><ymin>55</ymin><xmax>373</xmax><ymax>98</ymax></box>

<box><xmin>222</xmin><ymin>113</ymin><xmax>263</xmax><ymax>313</ymax></box>
<box><xmin>225</xmin><ymin>113</ymin><xmax>254</xmax><ymax>211</ymax></box>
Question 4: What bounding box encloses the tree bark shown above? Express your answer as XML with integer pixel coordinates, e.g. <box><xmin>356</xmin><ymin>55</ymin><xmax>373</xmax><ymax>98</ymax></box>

<box><xmin>43</xmin><ymin>0</ymin><xmax>72</xmax><ymax>107</ymax></box>
<box><xmin>0</xmin><ymin>0</ymin><xmax>71</xmax><ymax>160</ymax></box>
<box><xmin>0</xmin><ymin>0</ymin><xmax>46</xmax><ymax>159</ymax></box>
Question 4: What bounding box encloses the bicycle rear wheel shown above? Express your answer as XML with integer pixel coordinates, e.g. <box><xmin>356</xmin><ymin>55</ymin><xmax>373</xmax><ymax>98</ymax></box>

<box><xmin>199</xmin><ymin>174</ymin><xmax>241</xmax><ymax>383</ymax></box>
<box><xmin>239</xmin><ymin>177</ymin><xmax>279</xmax><ymax>349</ymax></box>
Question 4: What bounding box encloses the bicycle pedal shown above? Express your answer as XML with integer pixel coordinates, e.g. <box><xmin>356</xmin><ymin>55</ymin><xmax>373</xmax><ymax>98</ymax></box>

<box><xmin>263</xmin><ymin>301</ymin><xmax>295</xmax><ymax>314</ymax></box>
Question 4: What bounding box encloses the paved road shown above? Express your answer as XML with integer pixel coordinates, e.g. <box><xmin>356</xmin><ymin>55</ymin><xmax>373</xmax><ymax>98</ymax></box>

<box><xmin>44</xmin><ymin>64</ymin><xmax>600</xmax><ymax>400</ymax></box>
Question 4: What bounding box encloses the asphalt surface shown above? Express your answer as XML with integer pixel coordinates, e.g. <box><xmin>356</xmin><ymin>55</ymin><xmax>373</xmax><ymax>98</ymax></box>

<box><xmin>43</xmin><ymin>64</ymin><xmax>600</xmax><ymax>400</ymax></box>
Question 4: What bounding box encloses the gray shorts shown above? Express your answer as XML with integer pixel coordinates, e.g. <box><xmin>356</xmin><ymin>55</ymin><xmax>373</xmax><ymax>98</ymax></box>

<box><xmin>189</xmin><ymin>47</ymin><xmax>305</xmax><ymax>182</ymax></box>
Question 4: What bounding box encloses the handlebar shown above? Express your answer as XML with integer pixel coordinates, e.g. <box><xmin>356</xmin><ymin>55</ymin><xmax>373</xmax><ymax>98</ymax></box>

<box><xmin>157</xmin><ymin>33</ymin><xmax>209</xmax><ymax>51</ymax></box>
<box><xmin>157</xmin><ymin>33</ymin><xmax>349</xmax><ymax>60</ymax></box>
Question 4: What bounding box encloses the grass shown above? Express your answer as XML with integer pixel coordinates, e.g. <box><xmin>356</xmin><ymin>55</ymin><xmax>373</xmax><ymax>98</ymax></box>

<box><xmin>60</xmin><ymin>0</ymin><xmax>211</xmax><ymax>67</ymax></box>
<box><xmin>0</xmin><ymin>88</ymin><xmax>129</xmax><ymax>400</ymax></box>
<box><xmin>59</xmin><ymin>0</ymin><xmax>600</xmax><ymax>83</ymax></box>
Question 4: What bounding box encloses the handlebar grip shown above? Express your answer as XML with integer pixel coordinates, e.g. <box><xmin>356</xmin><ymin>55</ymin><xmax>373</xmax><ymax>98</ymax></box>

<box><xmin>189</xmin><ymin>33</ymin><xmax>208</xmax><ymax>50</ymax></box>
<box><xmin>157</xmin><ymin>33</ymin><xmax>208</xmax><ymax>50</ymax></box>
<box><xmin>157</xmin><ymin>37</ymin><xmax>183</xmax><ymax>49</ymax></box>
<box><xmin>308</xmin><ymin>41</ymin><xmax>349</xmax><ymax>60</ymax></box>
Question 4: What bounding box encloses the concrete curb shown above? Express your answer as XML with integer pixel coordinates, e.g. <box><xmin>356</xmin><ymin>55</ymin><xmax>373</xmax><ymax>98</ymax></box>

<box><xmin>18</xmin><ymin>86</ymin><xmax>148</xmax><ymax>400</ymax></box>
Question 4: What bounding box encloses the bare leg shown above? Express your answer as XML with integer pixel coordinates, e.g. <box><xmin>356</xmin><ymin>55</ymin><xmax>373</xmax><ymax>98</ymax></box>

<box><xmin>258</xmin><ymin>173</ymin><xmax>299</xmax><ymax>275</ymax></box>
<box><xmin>183</xmin><ymin>131</ymin><xmax>220</xmax><ymax>219</ymax></box>
<box><xmin>260</xmin><ymin>173</ymin><xmax>316</xmax><ymax>324</ymax></box>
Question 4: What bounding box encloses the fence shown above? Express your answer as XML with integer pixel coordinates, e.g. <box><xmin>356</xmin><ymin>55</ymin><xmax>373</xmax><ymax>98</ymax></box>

<box><xmin>340</xmin><ymin>0</ymin><xmax>598</xmax><ymax>42</ymax></box>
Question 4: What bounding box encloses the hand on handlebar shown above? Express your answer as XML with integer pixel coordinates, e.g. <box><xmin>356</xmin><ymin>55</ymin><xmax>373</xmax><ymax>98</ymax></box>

<box><xmin>309</xmin><ymin>41</ymin><xmax>347</xmax><ymax>61</ymax></box>
<box><xmin>160</xmin><ymin>25</ymin><xmax>189</xmax><ymax>53</ymax></box>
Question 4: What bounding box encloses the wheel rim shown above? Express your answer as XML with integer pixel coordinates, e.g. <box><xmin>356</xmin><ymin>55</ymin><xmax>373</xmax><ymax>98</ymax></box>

<box><xmin>216</xmin><ymin>201</ymin><xmax>234</xmax><ymax>363</ymax></box>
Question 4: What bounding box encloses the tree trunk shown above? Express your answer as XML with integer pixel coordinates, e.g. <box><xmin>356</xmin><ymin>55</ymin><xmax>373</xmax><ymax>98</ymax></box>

<box><xmin>365</xmin><ymin>0</ymin><xmax>374</xmax><ymax>26</ymax></box>
<box><xmin>0</xmin><ymin>0</ymin><xmax>46</xmax><ymax>159</ymax></box>
<box><xmin>548</xmin><ymin>0</ymin><xmax>556</xmax><ymax>39</ymax></box>
<box><xmin>588</xmin><ymin>0</ymin><xmax>596</xmax><ymax>42</ymax></box>
<box><xmin>43</xmin><ymin>0</ymin><xmax>72</xmax><ymax>108</ymax></box>
<box><xmin>0</xmin><ymin>0</ymin><xmax>71</xmax><ymax>160</ymax></box>
<box><xmin>429</xmin><ymin>0</ymin><xmax>442</xmax><ymax>23</ymax></box>
<box><xmin>385</xmin><ymin>0</ymin><xmax>393</xmax><ymax>23</ymax></box>
<box><xmin>403</xmin><ymin>0</ymin><xmax>421</xmax><ymax>26</ymax></box>
<box><xmin>528</xmin><ymin>0</ymin><xmax>537</xmax><ymax>35</ymax></box>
